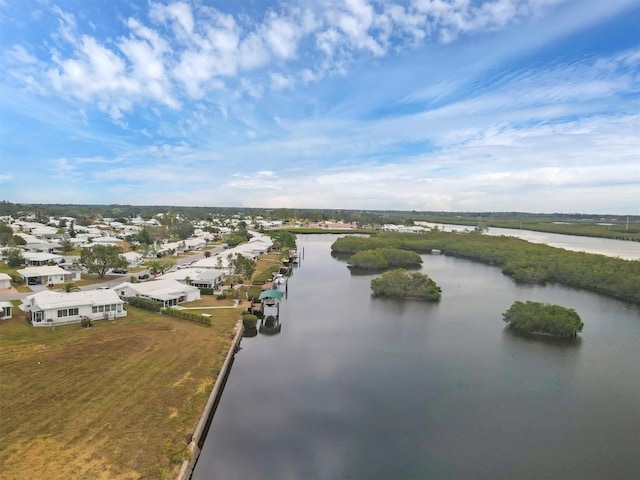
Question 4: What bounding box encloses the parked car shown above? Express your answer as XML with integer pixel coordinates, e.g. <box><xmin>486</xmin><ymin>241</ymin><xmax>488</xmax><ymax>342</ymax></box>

<box><xmin>176</xmin><ymin>263</ymin><xmax>191</xmax><ymax>270</ymax></box>
<box><xmin>112</xmin><ymin>268</ymin><xmax>128</xmax><ymax>274</ymax></box>
<box><xmin>138</xmin><ymin>273</ymin><xmax>150</xmax><ymax>280</ymax></box>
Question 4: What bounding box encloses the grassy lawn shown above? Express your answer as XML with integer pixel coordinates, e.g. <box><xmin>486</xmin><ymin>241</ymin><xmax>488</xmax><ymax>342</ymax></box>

<box><xmin>0</xmin><ymin>305</ymin><xmax>240</xmax><ymax>479</ymax></box>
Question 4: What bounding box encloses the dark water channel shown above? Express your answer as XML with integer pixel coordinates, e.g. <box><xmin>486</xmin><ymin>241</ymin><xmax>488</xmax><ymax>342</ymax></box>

<box><xmin>193</xmin><ymin>234</ymin><xmax>640</xmax><ymax>480</ymax></box>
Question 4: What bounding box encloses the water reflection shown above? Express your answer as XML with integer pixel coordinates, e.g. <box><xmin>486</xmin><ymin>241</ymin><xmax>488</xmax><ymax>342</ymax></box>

<box><xmin>259</xmin><ymin>315</ymin><xmax>282</xmax><ymax>336</ymax></box>
<box><xmin>330</xmin><ymin>251</ymin><xmax>351</xmax><ymax>262</ymax></box>
<box><xmin>502</xmin><ymin>325</ymin><xmax>583</xmax><ymax>348</ymax></box>
<box><xmin>194</xmin><ymin>234</ymin><xmax>640</xmax><ymax>480</ymax></box>
<box><xmin>242</xmin><ymin>326</ymin><xmax>258</xmax><ymax>338</ymax></box>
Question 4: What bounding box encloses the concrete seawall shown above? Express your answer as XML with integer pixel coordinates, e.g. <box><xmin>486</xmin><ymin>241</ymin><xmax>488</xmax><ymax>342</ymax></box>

<box><xmin>176</xmin><ymin>323</ymin><xmax>244</xmax><ymax>480</ymax></box>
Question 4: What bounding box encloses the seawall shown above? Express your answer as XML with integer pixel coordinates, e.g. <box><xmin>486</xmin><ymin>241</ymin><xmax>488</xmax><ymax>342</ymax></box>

<box><xmin>176</xmin><ymin>323</ymin><xmax>244</xmax><ymax>480</ymax></box>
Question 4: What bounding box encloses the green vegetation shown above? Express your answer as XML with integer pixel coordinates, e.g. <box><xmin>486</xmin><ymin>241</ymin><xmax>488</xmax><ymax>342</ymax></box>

<box><xmin>80</xmin><ymin>245</ymin><xmax>128</xmax><ymax>278</ymax></box>
<box><xmin>371</xmin><ymin>269</ymin><xmax>442</xmax><ymax>301</ymax></box>
<box><xmin>269</xmin><ymin>230</ymin><xmax>297</xmax><ymax>250</ymax></box>
<box><xmin>127</xmin><ymin>296</ymin><xmax>163</xmax><ymax>311</ymax></box>
<box><xmin>502</xmin><ymin>301</ymin><xmax>584</xmax><ymax>337</ymax></box>
<box><xmin>60</xmin><ymin>283</ymin><xmax>80</xmax><ymax>293</ymax></box>
<box><xmin>242</xmin><ymin>313</ymin><xmax>259</xmax><ymax>328</ymax></box>
<box><xmin>227</xmin><ymin>253</ymin><xmax>256</xmax><ymax>281</ymax></box>
<box><xmin>1</xmin><ymin>202</ymin><xmax>637</xmax><ymax>241</ymax></box>
<box><xmin>349</xmin><ymin>248</ymin><xmax>422</xmax><ymax>270</ymax></box>
<box><xmin>3</xmin><ymin>248</ymin><xmax>24</xmax><ymax>268</ymax></box>
<box><xmin>162</xmin><ymin>307</ymin><xmax>212</xmax><ymax>326</ymax></box>
<box><xmin>332</xmin><ymin>232</ymin><xmax>640</xmax><ymax>304</ymax></box>
<box><xmin>410</xmin><ymin>212</ymin><xmax>640</xmax><ymax>241</ymax></box>
<box><xmin>146</xmin><ymin>258</ymin><xmax>175</xmax><ymax>275</ymax></box>
<box><xmin>223</xmin><ymin>233</ymin><xmax>245</xmax><ymax>248</ymax></box>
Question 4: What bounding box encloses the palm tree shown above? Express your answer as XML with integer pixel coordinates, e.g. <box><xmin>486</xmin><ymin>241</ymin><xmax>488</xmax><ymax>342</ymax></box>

<box><xmin>61</xmin><ymin>283</ymin><xmax>80</xmax><ymax>293</ymax></box>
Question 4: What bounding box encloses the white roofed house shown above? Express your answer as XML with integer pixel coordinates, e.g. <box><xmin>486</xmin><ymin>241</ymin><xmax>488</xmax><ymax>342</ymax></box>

<box><xmin>22</xmin><ymin>251</ymin><xmax>64</xmax><ymax>266</ymax></box>
<box><xmin>21</xmin><ymin>290</ymin><xmax>127</xmax><ymax>326</ymax></box>
<box><xmin>191</xmin><ymin>254</ymin><xmax>231</xmax><ymax>271</ymax></box>
<box><xmin>87</xmin><ymin>236</ymin><xmax>122</xmax><ymax>247</ymax></box>
<box><xmin>31</xmin><ymin>225</ymin><xmax>60</xmax><ymax>239</ymax></box>
<box><xmin>183</xmin><ymin>237</ymin><xmax>206</xmax><ymax>250</ymax></box>
<box><xmin>0</xmin><ymin>301</ymin><xmax>13</xmax><ymax>320</ymax></box>
<box><xmin>113</xmin><ymin>279</ymin><xmax>200</xmax><ymax>308</ymax></box>
<box><xmin>157</xmin><ymin>241</ymin><xmax>186</xmax><ymax>256</ymax></box>
<box><xmin>120</xmin><ymin>251</ymin><xmax>143</xmax><ymax>267</ymax></box>
<box><xmin>0</xmin><ymin>273</ymin><xmax>12</xmax><ymax>290</ymax></box>
<box><xmin>16</xmin><ymin>233</ymin><xmax>61</xmax><ymax>253</ymax></box>
<box><xmin>158</xmin><ymin>268</ymin><xmax>225</xmax><ymax>289</ymax></box>
<box><xmin>17</xmin><ymin>266</ymin><xmax>81</xmax><ymax>286</ymax></box>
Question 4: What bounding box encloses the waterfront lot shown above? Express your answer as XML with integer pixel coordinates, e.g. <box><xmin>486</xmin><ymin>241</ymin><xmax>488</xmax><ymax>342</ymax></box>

<box><xmin>0</xmin><ymin>306</ymin><xmax>239</xmax><ymax>479</ymax></box>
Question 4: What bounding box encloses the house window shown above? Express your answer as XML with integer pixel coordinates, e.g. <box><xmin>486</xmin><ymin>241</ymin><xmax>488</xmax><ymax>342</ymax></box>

<box><xmin>57</xmin><ymin>309</ymin><xmax>68</xmax><ymax>318</ymax></box>
<box><xmin>98</xmin><ymin>305</ymin><xmax>104</xmax><ymax>312</ymax></box>
<box><xmin>69</xmin><ymin>308</ymin><xmax>79</xmax><ymax>316</ymax></box>
<box><xmin>104</xmin><ymin>305</ymin><xmax>111</xmax><ymax>312</ymax></box>
<box><xmin>92</xmin><ymin>306</ymin><xmax>98</xmax><ymax>313</ymax></box>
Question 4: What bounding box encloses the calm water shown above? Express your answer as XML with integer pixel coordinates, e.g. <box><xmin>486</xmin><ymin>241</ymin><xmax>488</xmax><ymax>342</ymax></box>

<box><xmin>193</xmin><ymin>235</ymin><xmax>640</xmax><ymax>480</ymax></box>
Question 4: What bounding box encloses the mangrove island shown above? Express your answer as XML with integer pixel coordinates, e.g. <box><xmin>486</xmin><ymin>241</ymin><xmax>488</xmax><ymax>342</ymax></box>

<box><xmin>371</xmin><ymin>269</ymin><xmax>442</xmax><ymax>301</ymax></box>
<box><xmin>502</xmin><ymin>301</ymin><xmax>584</xmax><ymax>337</ymax></box>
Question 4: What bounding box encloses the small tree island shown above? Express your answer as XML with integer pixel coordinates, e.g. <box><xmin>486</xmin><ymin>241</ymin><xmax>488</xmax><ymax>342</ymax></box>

<box><xmin>371</xmin><ymin>269</ymin><xmax>442</xmax><ymax>301</ymax></box>
<box><xmin>502</xmin><ymin>301</ymin><xmax>584</xmax><ymax>337</ymax></box>
<box><xmin>349</xmin><ymin>248</ymin><xmax>423</xmax><ymax>270</ymax></box>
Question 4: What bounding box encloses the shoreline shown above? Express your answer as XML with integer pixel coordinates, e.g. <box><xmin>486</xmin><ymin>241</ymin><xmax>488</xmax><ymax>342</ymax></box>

<box><xmin>176</xmin><ymin>322</ymin><xmax>244</xmax><ymax>480</ymax></box>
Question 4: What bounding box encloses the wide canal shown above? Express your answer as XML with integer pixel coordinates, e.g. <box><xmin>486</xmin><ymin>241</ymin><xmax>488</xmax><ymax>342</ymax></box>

<box><xmin>193</xmin><ymin>234</ymin><xmax>639</xmax><ymax>480</ymax></box>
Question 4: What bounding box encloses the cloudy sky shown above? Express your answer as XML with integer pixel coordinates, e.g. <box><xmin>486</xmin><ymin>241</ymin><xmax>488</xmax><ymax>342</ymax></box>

<box><xmin>1</xmin><ymin>0</ymin><xmax>639</xmax><ymax>214</ymax></box>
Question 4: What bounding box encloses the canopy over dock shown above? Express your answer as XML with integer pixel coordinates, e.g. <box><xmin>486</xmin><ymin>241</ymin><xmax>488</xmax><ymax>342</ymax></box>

<box><xmin>258</xmin><ymin>289</ymin><xmax>283</xmax><ymax>301</ymax></box>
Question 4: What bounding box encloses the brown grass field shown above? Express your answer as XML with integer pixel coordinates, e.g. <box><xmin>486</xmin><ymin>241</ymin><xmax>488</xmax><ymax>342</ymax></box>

<box><xmin>0</xmin><ymin>305</ymin><xmax>240</xmax><ymax>479</ymax></box>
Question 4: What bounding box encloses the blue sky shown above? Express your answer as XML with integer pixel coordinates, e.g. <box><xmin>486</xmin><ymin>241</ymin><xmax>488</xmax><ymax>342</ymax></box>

<box><xmin>1</xmin><ymin>0</ymin><xmax>639</xmax><ymax>214</ymax></box>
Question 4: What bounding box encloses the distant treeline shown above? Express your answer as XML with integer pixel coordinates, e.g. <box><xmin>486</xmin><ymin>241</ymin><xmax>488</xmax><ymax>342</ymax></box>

<box><xmin>416</xmin><ymin>212</ymin><xmax>640</xmax><ymax>241</ymax></box>
<box><xmin>1</xmin><ymin>201</ymin><xmax>637</xmax><ymax>241</ymax></box>
<box><xmin>331</xmin><ymin>232</ymin><xmax>640</xmax><ymax>304</ymax></box>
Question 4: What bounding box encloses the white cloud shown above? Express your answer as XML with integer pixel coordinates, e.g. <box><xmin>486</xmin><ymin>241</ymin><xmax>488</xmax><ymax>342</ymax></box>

<box><xmin>270</xmin><ymin>72</ymin><xmax>295</xmax><ymax>90</ymax></box>
<box><xmin>262</xmin><ymin>12</ymin><xmax>302</xmax><ymax>59</ymax></box>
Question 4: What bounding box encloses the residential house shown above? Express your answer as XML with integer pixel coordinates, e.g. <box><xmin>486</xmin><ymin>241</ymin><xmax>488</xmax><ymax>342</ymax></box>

<box><xmin>158</xmin><ymin>268</ymin><xmax>225</xmax><ymax>289</ymax></box>
<box><xmin>15</xmin><ymin>233</ymin><xmax>61</xmax><ymax>253</ymax></box>
<box><xmin>183</xmin><ymin>237</ymin><xmax>207</xmax><ymax>250</ymax></box>
<box><xmin>157</xmin><ymin>241</ymin><xmax>186</xmax><ymax>256</ymax></box>
<box><xmin>21</xmin><ymin>290</ymin><xmax>127</xmax><ymax>326</ymax></box>
<box><xmin>0</xmin><ymin>273</ymin><xmax>12</xmax><ymax>290</ymax></box>
<box><xmin>0</xmin><ymin>301</ymin><xmax>13</xmax><ymax>320</ymax></box>
<box><xmin>22</xmin><ymin>252</ymin><xmax>64</xmax><ymax>267</ymax></box>
<box><xmin>88</xmin><ymin>236</ymin><xmax>122</xmax><ymax>247</ymax></box>
<box><xmin>120</xmin><ymin>251</ymin><xmax>143</xmax><ymax>267</ymax></box>
<box><xmin>17</xmin><ymin>265</ymin><xmax>81</xmax><ymax>286</ymax></box>
<box><xmin>113</xmin><ymin>279</ymin><xmax>200</xmax><ymax>308</ymax></box>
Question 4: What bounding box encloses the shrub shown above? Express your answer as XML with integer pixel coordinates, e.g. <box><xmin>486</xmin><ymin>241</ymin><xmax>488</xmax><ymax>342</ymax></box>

<box><xmin>80</xmin><ymin>317</ymin><xmax>92</xmax><ymax>328</ymax></box>
<box><xmin>199</xmin><ymin>287</ymin><xmax>214</xmax><ymax>295</ymax></box>
<box><xmin>163</xmin><ymin>307</ymin><xmax>212</xmax><ymax>326</ymax></box>
<box><xmin>242</xmin><ymin>313</ymin><xmax>258</xmax><ymax>328</ymax></box>
<box><xmin>127</xmin><ymin>296</ymin><xmax>163</xmax><ymax>312</ymax></box>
